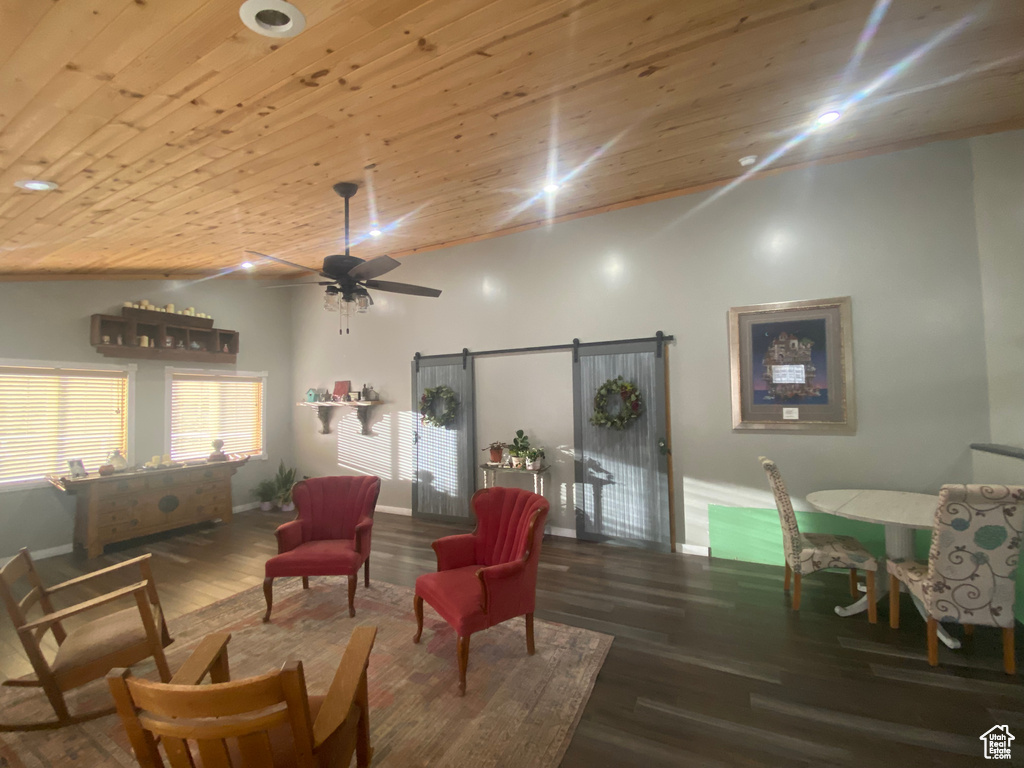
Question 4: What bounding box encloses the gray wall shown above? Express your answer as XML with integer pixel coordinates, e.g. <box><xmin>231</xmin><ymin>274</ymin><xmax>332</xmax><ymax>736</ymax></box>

<box><xmin>0</xmin><ymin>279</ymin><xmax>293</xmax><ymax>557</ymax></box>
<box><xmin>290</xmin><ymin>139</ymin><xmax>991</xmax><ymax>546</ymax></box>
<box><xmin>971</xmin><ymin>130</ymin><xmax>1024</xmax><ymax>482</ymax></box>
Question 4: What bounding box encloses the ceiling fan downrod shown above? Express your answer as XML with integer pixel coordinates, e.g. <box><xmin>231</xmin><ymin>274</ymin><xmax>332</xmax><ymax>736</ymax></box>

<box><xmin>332</xmin><ymin>181</ymin><xmax>359</xmax><ymax>257</ymax></box>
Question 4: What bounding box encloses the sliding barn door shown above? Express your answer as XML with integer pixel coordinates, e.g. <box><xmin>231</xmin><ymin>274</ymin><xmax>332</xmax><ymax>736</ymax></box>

<box><xmin>411</xmin><ymin>355</ymin><xmax>475</xmax><ymax>522</ymax></box>
<box><xmin>573</xmin><ymin>341</ymin><xmax>671</xmax><ymax>551</ymax></box>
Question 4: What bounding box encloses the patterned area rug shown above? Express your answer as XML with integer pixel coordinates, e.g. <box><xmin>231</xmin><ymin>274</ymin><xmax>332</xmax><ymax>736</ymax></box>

<box><xmin>0</xmin><ymin>578</ymin><xmax>611</xmax><ymax>767</ymax></box>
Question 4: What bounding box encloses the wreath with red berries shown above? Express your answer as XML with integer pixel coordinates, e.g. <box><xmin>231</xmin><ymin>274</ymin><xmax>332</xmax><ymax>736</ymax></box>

<box><xmin>590</xmin><ymin>376</ymin><xmax>643</xmax><ymax>430</ymax></box>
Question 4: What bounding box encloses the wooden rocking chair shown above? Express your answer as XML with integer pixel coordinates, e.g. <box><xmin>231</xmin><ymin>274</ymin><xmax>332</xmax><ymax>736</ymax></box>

<box><xmin>0</xmin><ymin>549</ymin><xmax>172</xmax><ymax>731</ymax></box>
<box><xmin>108</xmin><ymin>626</ymin><xmax>377</xmax><ymax>767</ymax></box>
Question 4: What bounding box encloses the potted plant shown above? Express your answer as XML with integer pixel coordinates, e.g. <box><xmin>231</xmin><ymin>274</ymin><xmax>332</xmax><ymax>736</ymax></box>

<box><xmin>509</xmin><ymin>430</ymin><xmax>530</xmax><ymax>468</ymax></box>
<box><xmin>524</xmin><ymin>447</ymin><xmax>545</xmax><ymax>471</ymax></box>
<box><xmin>274</xmin><ymin>461</ymin><xmax>299</xmax><ymax>512</ymax></box>
<box><xmin>483</xmin><ymin>441</ymin><xmax>505</xmax><ymax>464</ymax></box>
<box><xmin>253</xmin><ymin>479</ymin><xmax>277</xmax><ymax>512</ymax></box>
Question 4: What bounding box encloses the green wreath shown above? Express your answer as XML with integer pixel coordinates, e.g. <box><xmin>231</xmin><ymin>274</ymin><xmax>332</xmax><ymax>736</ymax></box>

<box><xmin>590</xmin><ymin>376</ymin><xmax>643</xmax><ymax>430</ymax></box>
<box><xmin>419</xmin><ymin>385</ymin><xmax>459</xmax><ymax>427</ymax></box>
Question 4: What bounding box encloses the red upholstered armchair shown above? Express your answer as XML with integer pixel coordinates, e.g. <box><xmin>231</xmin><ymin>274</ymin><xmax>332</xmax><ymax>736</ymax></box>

<box><xmin>263</xmin><ymin>475</ymin><xmax>381</xmax><ymax>622</ymax></box>
<box><xmin>413</xmin><ymin>486</ymin><xmax>549</xmax><ymax>694</ymax></box>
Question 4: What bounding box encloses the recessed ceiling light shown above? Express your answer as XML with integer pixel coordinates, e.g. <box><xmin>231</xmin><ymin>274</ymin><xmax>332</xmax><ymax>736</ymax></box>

<box><xmin>815</xmin><ymin>110</ymin><xmax>842</xmax><ymax>126</ymax></box>
<box><xmin>738</xmin><ymin>155</ymin><xmax>758</xmax><ymax>167</ymax></box>
<box><xmin>543</xmin><ymin>183</ymin><xmax>560</xmax><ymax>194</ymax></box>
<box><xmin>241</xmin><ymin>261</ymin><xmax>254</xmax><ymax>270</ymax></box>
<box><xmin>369</xmin><ymin>228</ymin><xmax>382</xmax><ymax>238</ymax></box>
<box><xmin>239</xmin><ymin>0</ymin><xmax>306</xmax><ymax>38</ymax></box>
<box><xmin>15</xmin><ymin>179</ymin><xmax>58</xmax><ymax>191</ymax></box>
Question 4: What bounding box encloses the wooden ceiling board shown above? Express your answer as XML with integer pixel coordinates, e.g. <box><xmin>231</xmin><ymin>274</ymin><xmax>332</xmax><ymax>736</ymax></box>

<box><xmin>1</xmin><ymin>0</ymin><xmax>1022</xmax><ymax>277</ymax></box>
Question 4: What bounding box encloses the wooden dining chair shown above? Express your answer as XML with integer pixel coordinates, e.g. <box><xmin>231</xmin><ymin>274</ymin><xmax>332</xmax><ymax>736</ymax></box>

<box><xmin>0</xmin><ymin>549</ymin><xmax>172</xmax><ymax>731</ymax></box>
<box><xmin>759</xmin><ymin>457</ymin><xmax>879</xmax><ymax>621</ymax></box>
<box><xmin>107</xmin><ymin>625</ymin><xmax>377</xmax><ymax>767</ymax></box>
<box><xmin>889</xmin><ymin>484</ymin><xmax>1022</xmax><ymax>674</ymax></box>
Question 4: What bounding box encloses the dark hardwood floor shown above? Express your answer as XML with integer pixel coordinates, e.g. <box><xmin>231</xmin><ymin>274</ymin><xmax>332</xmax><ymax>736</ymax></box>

<box><xmin>3</xmin><ymin>511</ymin><xmax>1021</xmax><ymax>767</ymax></box>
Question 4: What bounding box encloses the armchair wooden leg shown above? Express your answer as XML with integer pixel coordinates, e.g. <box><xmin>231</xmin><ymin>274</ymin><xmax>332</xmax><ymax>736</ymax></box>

<box><xmin>889</xmin><ymin>575</ymin><xmax>900</xmax><ymax>629</ymax></box>
<box><xmin>526</xmin><ymin>613</ymin><xmax>536</xmax><ymax>656</ymax></box>
<box><xmin>262</xmin><ymin>577</ymin><xmax>273</xmax><ymax>623</ymax></box>
<box><xmin>364</xmin><ymin>557</ymin><xmax>370</xmax><ymax>588</ymax></box>
<box><xmin>783</xmin><ymin>562</ymin><xmax>791</xmax><ymax>592</ymax></box>
<box><xmin>302</xmin><ymin>576</ymin><xmax>309</xmax><ymax>590</ymax></box>
<box><xmin>413</xmin><ymin>595</ymin><xmax>424</xmax><ymax>643</ymax></box>
<box><xmin>926</xmin><ymin>617</ymin><xmax>939</xmax><ymax>666</ymax></box>
<box><xmin>849</xmin><ymin>569</ymin><xmax>858</xmax><ymax>598</ymax></box>
<box><xmin>1004</xmin><ymin>627</ymin><xmax>1016</xmax><ymax>675</ymax></box>
<box><xmin>347</xmin><ymin>574</ymin><xmax>356</xmax><ymax>618</ymax></box>
<box><xmin>865</xmin><ymin>571</ymin><xmax>877</xmax><ymax>625</ymax></box>
<box><xmin>791</xmin><ymin>573</ymin><xmax>802</xmax><ymax>611</ymax></box>
<box><xmin>457</xmin><ymin>635</ymin><xmax>470</xmax><ymax>696</ymax></box>
<box><xmin>963</xmin><ymin>623</ymin><xmax>974</xmax><ymax>637</ymax></box>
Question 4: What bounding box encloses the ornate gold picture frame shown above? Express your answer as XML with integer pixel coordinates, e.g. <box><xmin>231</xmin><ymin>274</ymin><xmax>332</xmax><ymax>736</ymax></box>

<box><xmin>728</xmin><ymin>296</ymin><xmax>855</xmax><ymax>434</ymax></box>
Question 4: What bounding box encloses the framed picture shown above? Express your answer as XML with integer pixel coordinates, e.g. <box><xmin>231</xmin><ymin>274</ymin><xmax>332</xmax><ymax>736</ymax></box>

<box><xmin>728</xmin><ymin>296</ymin><xmax>855</xmax><ymax>433</ymax></box>
<box><xmin>332</xmin><ymin>380</ymin><xmax>351</xmax><ymax>400</ymax></box>
<box><xmin>67</xmin><ymin>459</ymin><xmax>87</xmax><ymax>478</ymax></box>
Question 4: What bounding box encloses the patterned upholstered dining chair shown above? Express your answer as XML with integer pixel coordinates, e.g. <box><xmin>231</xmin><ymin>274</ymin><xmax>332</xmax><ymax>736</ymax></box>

<box><xmin>889</xmin><ymin>484</ymin><xmax>1022</xmax><ymax>675</ymax></box>
<box><xmin>759</xmin><ymin>457</ymin><xmax>879</xmax><ymax>622</ymax></box>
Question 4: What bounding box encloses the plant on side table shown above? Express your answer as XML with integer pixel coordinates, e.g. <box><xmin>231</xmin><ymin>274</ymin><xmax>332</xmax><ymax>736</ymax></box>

<box><xmin>508</xmin><ymin>430</ymin><xmax>531</xmax><ymax>468</ymax></box>
<box><xmin>523</xmin><ymin>447</ymin><xmax>545</xmax><ymax>471</ymax></box>
<box><xmin>253</xmin><ymin>479</ymin><xmax>278</xmax><ymax>511</ymax></box>
<box><xmin>483</xmin><ymin>441</ymin><xmax>506</xmax><ymax>464</ymax></box>
<box><xmin>274</xmin><ymin>461</ymin><xmax>299</xmax><ymax>512</ymax></box>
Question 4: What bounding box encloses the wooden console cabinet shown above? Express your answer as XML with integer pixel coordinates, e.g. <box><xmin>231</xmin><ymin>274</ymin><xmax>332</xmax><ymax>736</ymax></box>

<box><xmin>48</xmin><ymin>457</ymin><xmax>248</xmax><ymax>558</ymax></box>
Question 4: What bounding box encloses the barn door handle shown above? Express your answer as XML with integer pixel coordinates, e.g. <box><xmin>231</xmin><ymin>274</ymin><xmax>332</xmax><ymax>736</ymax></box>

<box><xmin>658</xmin><ymin>438</ymin><xmax>670</xmax><ymax>456</ymax></box>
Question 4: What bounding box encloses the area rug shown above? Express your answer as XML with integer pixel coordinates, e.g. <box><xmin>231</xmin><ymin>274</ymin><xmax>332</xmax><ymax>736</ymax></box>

<box><xmin>0</xmin><ymin>578</ymin><xmax>611</xmax><ymax>767</ymax></box>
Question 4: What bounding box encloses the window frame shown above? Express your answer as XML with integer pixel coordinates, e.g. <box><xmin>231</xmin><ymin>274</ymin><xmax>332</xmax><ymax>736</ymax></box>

<box><xmin>0</xmin><ymin>357</ymin><xmax>136</xmax><ymax>493</ymax></box>
<box><xmin>164</xmin><ymin>367</ymin><xmax>268</xmax><ymax>462</ymax></box>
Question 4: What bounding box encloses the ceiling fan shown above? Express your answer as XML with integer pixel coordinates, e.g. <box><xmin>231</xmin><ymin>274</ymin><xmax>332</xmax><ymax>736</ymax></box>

<box><xmin>247</xmin><ymin>181</ymin><xmax>441</xmax><ymax>334</ymax></box>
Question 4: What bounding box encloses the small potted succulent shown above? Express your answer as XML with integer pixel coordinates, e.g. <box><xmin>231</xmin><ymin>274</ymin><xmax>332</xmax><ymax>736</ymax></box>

<box><xmin>509</xmin><ymin>430</ymin><xmax>530</xmax><ymax>468</ymax></box>
<box><xmin>253</xmin><ymin>479</ymin><xmax>278</xmax><ymax>511</ymax></box>
<box><xmin>524</xmin><ymin>447</ymin><xmax>545</xmax><ymax>471</ymax></box>
<box><xmin>483</xmin><ymin>441</ymin><xmax>506</xmax><ymax>464</ymax></box>
<box><xmin>274</xmin><ymin>461</ymin><xmax>299</xmax><ymax>512</ymax></box>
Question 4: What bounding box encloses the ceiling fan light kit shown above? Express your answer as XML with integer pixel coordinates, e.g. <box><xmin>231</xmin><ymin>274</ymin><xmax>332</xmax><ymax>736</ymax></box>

<box><xmin>239</xmin><ymin>0</ymin><xmax>306</xmax><ymax>38</ymax></box>
<box><xmin>249</xmin><ymin>182</ymin><xmax>441</xmax><ymax>335</ymax></box>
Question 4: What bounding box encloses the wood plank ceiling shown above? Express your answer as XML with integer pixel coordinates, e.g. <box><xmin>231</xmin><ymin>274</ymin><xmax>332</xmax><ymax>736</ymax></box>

<box><xmin>0</xmin><ymin>0</ymin><xmax>1022</xmax><ymax>278</ymax></box>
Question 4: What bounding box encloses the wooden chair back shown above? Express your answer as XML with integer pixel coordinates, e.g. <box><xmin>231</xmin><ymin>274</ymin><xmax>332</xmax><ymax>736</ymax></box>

<box><xmin>111</xmin><ymin>660</ymin><xmax>317</xmax><ymax>768</ymax></box>
<box><xmin>759</xmin><ymin>457</ymin><xmax>802</xmax><ymax>568</ymax></box>
<box><xmin>0</xmin><ymin>549</ymin><xmax>66</xmax><ymax>671</ymax></box>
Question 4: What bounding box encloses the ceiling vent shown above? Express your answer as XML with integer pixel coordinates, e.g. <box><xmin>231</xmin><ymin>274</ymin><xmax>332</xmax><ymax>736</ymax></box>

<box><xmin>239</xmin><ymin>0</ymin><xmax>306</xmax><ymax>38</ymax></box>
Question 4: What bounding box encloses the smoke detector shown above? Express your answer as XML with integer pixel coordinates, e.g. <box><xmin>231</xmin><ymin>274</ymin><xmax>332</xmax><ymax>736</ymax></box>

<box><xmin>239</xmin><ymin>0</ymin><xmax>306</xmax><ymax>38</ymax></box>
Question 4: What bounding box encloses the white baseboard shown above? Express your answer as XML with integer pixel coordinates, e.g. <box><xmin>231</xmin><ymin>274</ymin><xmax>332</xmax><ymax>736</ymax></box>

<box><xmin>232</xmin><ymin>502</ymin><xmax>261</xmax><ymax>514</ymax></box>
<box><xmin>377</xmin><ymin>505</ymin><xmax>412</xmax><ymax>516</ymax></box>
<box><xmin>0</xmin><ymin>543</ymin><xmax>73</xmax><ymax>568</ymax></box>
<box><xmin>677</xmin><ymin>543</ymin><xmax>711</xmax><ymax>557</ymax></box>
<box><xmin>547</xmin><ymin>526</ymin><xmax>576</xmax><ymax>539</ymax></box>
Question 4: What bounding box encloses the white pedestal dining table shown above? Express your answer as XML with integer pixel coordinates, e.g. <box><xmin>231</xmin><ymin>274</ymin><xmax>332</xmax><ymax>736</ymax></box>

<box><xmin>805</xmin><ymin>489</ymin><xmax>960</xmax><ymax>650</ymax></box>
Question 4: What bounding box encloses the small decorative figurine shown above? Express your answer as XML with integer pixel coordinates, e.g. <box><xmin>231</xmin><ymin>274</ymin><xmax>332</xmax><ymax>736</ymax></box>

<box><xmin>106</xmin><ymin>449</ymin><xmax>128</xmax><ymax>471</ymax></box>
<box><xmin>208</xmin><ymin>438</ymin><xmax>227</xmax><ymax>462</ymax></box>
<box><xmin>306</xmin><ymin>388</ymin><xmax>318</xmax><ymax>402</ymax></box>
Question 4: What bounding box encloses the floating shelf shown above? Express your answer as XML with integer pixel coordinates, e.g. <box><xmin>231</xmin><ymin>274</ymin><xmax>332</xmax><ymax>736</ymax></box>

<box><xmin>296</xmin><ymin>401</ymin><xmax>383</xmax><ymax>435</ymax></box>
<box><xmin>90</xmin><ymin>311</ymin><xmax>237</xmax><ymax>363</ymax></box>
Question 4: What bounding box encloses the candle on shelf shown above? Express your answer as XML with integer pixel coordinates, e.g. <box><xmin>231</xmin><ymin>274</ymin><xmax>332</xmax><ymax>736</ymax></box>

<box><xmin>123</xmin><ymin>301</ymin><xmax>132</xmax><ymax>307</ymax></box>
<box><xmin>165</xmin><ymin>303</ymin><xmax>174</xmax><ymax>313</ymax></box>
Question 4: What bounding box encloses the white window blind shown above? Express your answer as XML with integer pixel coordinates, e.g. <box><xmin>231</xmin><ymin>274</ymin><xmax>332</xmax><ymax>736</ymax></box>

<box><xmin>0</xmin><ymin>365</ymin><xmax>129</xmax><ymax>486</ymax></box>
<box><xmin>169</xmin><ymin>372</ymin><xmax>264</xmax><ymax>462</ymax></box>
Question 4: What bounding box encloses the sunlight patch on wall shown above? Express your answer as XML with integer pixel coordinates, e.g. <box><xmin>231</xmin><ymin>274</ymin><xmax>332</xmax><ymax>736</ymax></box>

<box><xmin>396</xmin><ymin>411</ymin><xmax>416</xmax><ymax>482</ymax></box>
<box><xmin>336</xmin><ymin>411</ymin><xmax>392</xmax><ymax>480</ymax></box>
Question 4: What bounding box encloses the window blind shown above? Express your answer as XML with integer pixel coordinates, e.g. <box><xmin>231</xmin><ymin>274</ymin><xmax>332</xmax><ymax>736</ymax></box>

<box><xmin>170</xmin><ymin>373</ymin><xmax>264</xmax><ymax>462</ymax></box>
<box><xmin>0</xmin><ymin>365</ymin><xmax>128</xmax><ymax>485</ymax></box>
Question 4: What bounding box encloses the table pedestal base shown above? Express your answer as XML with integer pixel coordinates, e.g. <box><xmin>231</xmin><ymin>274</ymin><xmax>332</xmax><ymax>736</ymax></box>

<box><xmin>832</xmin><ymin>523</ymin><xmax>961</xmax><ymax>650</ymax></box>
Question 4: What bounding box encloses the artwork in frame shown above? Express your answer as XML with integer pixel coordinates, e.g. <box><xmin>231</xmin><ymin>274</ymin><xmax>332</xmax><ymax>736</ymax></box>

<box><xmin>728</xmin><ymin>296</ymin><xmax>855</xmax><ymax>433</ymax></box>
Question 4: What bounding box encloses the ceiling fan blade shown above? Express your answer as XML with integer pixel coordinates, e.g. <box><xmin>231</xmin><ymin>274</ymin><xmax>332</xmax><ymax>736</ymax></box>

<box><xmin>245</xmin><ymin>250</ymin><xmax>321</xmax><ymax>274</ymax></box>
<box><xmin>346</xmin><ymin>254</ymin><xmax>401</xmax><ymax>281</ymax></box>
<box><xmin>261</xmin><ymin>281</ymin><xmax>332</xmax><ymax>289</ymax></box>
<box><xmin>364</xmin><ymin>279</ymin><xmax>442</xmax><ymax>298</ymax></box>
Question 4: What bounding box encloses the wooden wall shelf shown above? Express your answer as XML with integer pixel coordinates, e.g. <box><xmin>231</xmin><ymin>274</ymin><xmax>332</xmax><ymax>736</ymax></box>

<box><xmin>297</xmin><ymin>400</ymin><xmax>383</xmax><ymax>435</ymax></box>
<box><xmin>90</xmin><ymin>311</ymin><xmax>238</xmax><ymax>363</ymax></box>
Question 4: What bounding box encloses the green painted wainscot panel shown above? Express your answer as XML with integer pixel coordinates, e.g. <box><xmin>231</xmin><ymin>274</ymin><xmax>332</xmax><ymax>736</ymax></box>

<box><xmin>708</xmin><ymin>505</ymin><xmax>1024</xmax><ymax>623</ymax></box>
